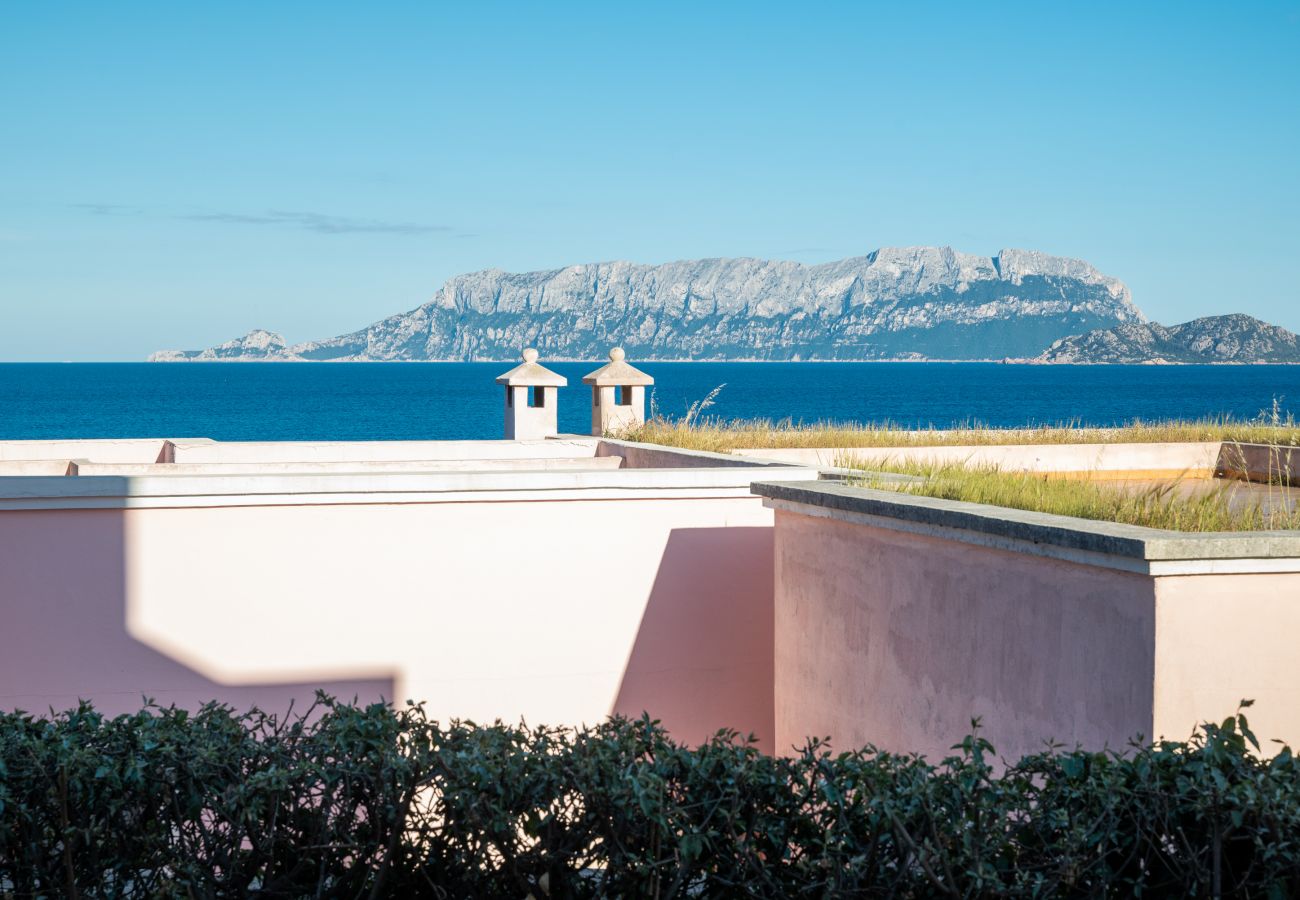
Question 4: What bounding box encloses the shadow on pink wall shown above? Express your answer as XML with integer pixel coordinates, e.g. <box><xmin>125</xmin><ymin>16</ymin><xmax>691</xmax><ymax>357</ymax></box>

<box><xmin>612</xmin><ymin>527</ymin><xmax>775</xmax><ymax>753</ymax></box>
<box><xmin>0</xmin><ymin>508</ymin><xmax>394</xmax><ymax>718</ymax></box>
<box><xmin>1</xmin><ymin>513</ymin><xmax>774</xmax><ymax>750</ymax></box>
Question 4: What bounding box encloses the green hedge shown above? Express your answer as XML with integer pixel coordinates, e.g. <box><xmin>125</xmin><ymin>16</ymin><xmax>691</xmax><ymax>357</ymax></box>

<box><xmin>2</xmin><ymin>697</ymin><xmax>1298</xmax><ymax>898</ymax></box>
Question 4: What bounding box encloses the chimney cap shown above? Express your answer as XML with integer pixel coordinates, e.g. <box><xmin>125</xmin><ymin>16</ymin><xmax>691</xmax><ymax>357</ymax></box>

<box><xmin>495</xmin><ymin>348</ymin><xmax>568</xmax><ymax>386</ymax></box>
<box><xmin>582</xmin><ymin>347</ymin><xmax>654</xmax><ymax>386</ymax></box>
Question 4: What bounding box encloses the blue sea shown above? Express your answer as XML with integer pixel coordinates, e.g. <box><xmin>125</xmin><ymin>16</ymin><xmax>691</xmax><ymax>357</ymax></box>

<box><xmin>1</xmin><ymin>363</ymin><xmax>1298</xmax><ymax>441</ymax></box>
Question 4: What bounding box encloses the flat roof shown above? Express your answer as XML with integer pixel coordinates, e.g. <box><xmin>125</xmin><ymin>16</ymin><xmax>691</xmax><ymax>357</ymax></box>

<box><xmin>0</xmin><ymin>437</ymin><xmax>820</xmax><ymax>510</ymax></box>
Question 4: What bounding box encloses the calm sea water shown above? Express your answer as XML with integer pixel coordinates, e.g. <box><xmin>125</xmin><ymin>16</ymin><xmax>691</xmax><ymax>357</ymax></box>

<box><xmin>1</xmin><ymin>362</ymin><xmax>1298</xmax><ymax>441</ymax></box>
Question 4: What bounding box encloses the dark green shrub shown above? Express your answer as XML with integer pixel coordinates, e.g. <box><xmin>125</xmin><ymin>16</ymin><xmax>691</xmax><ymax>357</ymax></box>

<box><xmin>1</xmin><ymin>697</ymin><xmax>1297</xmax><ymax>897</ymax></box>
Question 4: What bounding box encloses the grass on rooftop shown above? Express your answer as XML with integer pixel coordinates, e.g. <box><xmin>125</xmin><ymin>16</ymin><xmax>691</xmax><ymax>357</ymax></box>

<box><xmin>843</xmin><ymin>459</ymin><xmax>1300</xmax><ymax>533</ymax></box>
<box><xmin>620</xmin><ymin>416</ymin><xmax>1300</xmax><ymax>453</ymax></box>
<box><xmin>621</xmin><ymin>392</ymin><xmax>1300</xmax><ymax>531</ymax></box>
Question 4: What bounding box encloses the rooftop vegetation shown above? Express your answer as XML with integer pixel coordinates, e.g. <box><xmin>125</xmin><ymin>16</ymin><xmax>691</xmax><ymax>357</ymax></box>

<box><xmin>847</xmin><ymin>459</ymin><xmax>1300</xmax><ymax>532</ymax></box>
<box><xmin>622</xmin><ymin>395</ymin><xmax>1300</xmax><ymax>452</ymax></box>
<box><xmin>2</xmin><ymin>698</ymin><xmax>1298</xmax><ymax>897</ymax></box>
<box><xmin>624</xmin><ymin>416</ymin><xmax>1300</xmax><ymax>452</ymax></box>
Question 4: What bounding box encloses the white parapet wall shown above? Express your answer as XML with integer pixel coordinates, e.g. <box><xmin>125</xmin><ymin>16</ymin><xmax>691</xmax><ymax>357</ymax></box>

<box><xmin>72</xmin><ymin>457</ymin><xmax>627</xmax><ymax>476</ymax></box>
<box><xmin>0</xmin><ymin>460</ymin><xmax>77</xmax><ymax>476</ymax></box>
<box><xmin>0</xmin><ymin>439</ymin><xmax>178</xmax><ymax>463</ymax></box>
<box><xmin>168</xmin><ymin>437</ymin><xmax>601</xmax><ymax>463</ymax></box>
<box><xmin>0</xmin><ymin>437</ymin><xmax>818</xmax><ymax>753</ymax></box>
<box><xmin>733</xmin><ymin>442</ymin><xmax>1225</xmax><ymax>476</ymax></box>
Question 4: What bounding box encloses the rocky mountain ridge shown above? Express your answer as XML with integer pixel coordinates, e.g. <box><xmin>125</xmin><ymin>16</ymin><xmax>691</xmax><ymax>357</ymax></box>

<box><xmin>150</xmin><ymin>247</ymin><xmax>1144</xmax><ymax>362</ymax></box>
<box><xmin>1033</xmin><ymin>314</ymin><xmax>1300</xmax><ymax>364</ymax></box>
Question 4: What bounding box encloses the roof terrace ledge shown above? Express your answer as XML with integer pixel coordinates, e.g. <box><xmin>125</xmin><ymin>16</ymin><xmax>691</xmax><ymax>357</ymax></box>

<box><xmin>0</xmin><ymin>464</ymin><xmax>821</xmax><ymax>511</ymax></box>
<box><xmin>170</xmin><ymin>437</ymin><xmax>599</xmax><ymax>463</ymax></box>
<box><xmin>753</xmin><ymin>480</ymin><xmax>1300</xmax><ymax>576</ymax></box>
<box><xmin>593</xmin><ymin>437</ymin><xmax>810</xmax><ymax>469</ymax></box>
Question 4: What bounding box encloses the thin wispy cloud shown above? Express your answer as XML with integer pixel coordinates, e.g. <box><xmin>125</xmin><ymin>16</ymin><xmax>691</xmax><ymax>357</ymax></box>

<box><xmin>70</xmin><ymin>202</ymin><xmax>452</xmax><ymax>236</ymax></box>
<box><xmin>71</xmin><ymin>203</ymin><xmax>143</xmax><ymax>216</ymax></box>
<box><xmin>179</xmin><ymin>209</ymin><xmax>452</xmax><ymax>236</ymax></box>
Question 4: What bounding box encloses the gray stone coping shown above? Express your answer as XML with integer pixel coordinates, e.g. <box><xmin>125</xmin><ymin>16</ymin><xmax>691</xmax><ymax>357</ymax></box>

<box><xmin>753</xmin><ymin>480</ymin><xmax>1300</xmax><ymax>562</ymax></box>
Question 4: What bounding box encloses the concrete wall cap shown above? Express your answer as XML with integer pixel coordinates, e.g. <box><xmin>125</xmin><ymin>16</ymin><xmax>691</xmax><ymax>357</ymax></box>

<box><xmin>753</xmin><ymin>480</ymin><xmax>1300</xmax><ymax>561</ymax></box>
<box><xmin>0</xmin><ymin>462</ymin><xmax>822</xmax><ymax>509</ymax></box>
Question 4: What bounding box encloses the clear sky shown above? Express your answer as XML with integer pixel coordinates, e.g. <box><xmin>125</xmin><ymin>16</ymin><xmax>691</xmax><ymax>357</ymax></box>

<box><xmin>2</xmin><ymin>1</ymin><xmax>1297</xmax><ymax>361</ymax></box>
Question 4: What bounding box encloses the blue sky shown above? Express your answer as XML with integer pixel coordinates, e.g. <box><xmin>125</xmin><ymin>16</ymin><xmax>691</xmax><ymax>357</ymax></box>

<box><xmin>2</xmin><ymin>1</ymin><xmax>1297</xmax><ymax>361</ymax></box>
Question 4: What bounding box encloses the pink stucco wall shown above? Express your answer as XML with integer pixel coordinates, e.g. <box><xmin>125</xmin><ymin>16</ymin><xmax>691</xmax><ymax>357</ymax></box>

<box><xmin>1</xmin><ymin>496</ymin><xmax>777</xmax><ymax>750</ymax></box>
<box><xmin>772</xmin><ymin>508</ymin><xmax>1159</xmax><ymax>760</ymax></box>
<box><xmin>1153</xmin><ymin>574</ymin><xmax>1300</xmax><ymax>748</ymax></box>
<box><xmin>0</xmin><ymin>509</ymin><xmax>390</xmax><ymax>717</ymax></box>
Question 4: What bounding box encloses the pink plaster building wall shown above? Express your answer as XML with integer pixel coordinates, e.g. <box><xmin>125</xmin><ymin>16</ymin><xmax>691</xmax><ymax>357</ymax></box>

<box><xmin>771</xmin><ymin>509</ymin><xmax>1158</xmax><ymax>760</ymax></box>
<box><xmin>0</xmin><ymin>509</ymin><xmax>392</xmax><ymax>717</ymax></box>
<box><xmin>1153</xmin><ymin>574</ymin><xmax>1300</xmax><ymax>751</ymax></box>
<box><xmin>764</xmin><ymin>490</ymin><xmax>1300</xmax><ymax>761</ymax></box>
<box><xmin>0</xmin><ymin>493</ymin><xmax>781</xmax><ymax>750</ymax></box>
<box><xmin>7</xmin><ymin>437</ymin><xmax>1296</xmax><ymax>763</ymax></box>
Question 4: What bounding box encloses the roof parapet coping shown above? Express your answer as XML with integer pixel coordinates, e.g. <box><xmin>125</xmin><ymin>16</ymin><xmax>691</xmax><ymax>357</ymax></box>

<box><xmin>753</xmin><ymin>479</ymin><xmax>1300</xmax><ymax>564</ymax></box>
<box><xmin>0</xmin><ymin>463</ymin><xmax>822</xmax><ymax>511</ymax></box>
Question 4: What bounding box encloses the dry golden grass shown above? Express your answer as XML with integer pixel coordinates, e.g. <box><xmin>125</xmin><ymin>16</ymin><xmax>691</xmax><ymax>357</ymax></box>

<box><xmin>843</xmin><ymin>460</ymin><xmax>1300</xmax><ymax>532</ymax></box>
<box><xmin>620</xmin><ymin>416</ymin><xmax>1300</xmax><ymax>453</ymax></box>
<box><xmin>620</xmin><ymin>391</ymin><xmax>1300</xmax><ymax>531</ymax></box>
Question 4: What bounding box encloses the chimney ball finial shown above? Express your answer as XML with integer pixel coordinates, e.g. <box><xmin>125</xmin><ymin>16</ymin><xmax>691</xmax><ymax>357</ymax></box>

<box><xmin>522</xmin><ymin>348</ymin><xmax>539</xmax><ymax>364</ymax></box>
<box><xmin>609</xmin><ymin>347</ymin><xmax>625</xmax><ymax>362</ymax></box>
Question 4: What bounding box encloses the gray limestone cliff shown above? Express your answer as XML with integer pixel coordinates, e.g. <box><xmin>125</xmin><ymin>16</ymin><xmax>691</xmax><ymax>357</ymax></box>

<box><xmin>1035</xmin><ymin>314</ymin><xmax>1300</xmax><ymax>364</ymax></box>
<box><xmin>150</xmin><ymin>247</ymin><xmax>1143</xmax><ymax>362</ymax></box>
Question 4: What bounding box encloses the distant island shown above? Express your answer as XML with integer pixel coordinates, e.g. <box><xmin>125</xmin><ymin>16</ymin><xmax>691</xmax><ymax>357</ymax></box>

<box><xmin>1031</xmin><ymin>314</ymin><xmax>1300</xmax><ymax>364</ymax></box>
<box><xmin>150</xmin><ymin>247</ymin><xmax>1295</xmax><ymax>364</ymax></box>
